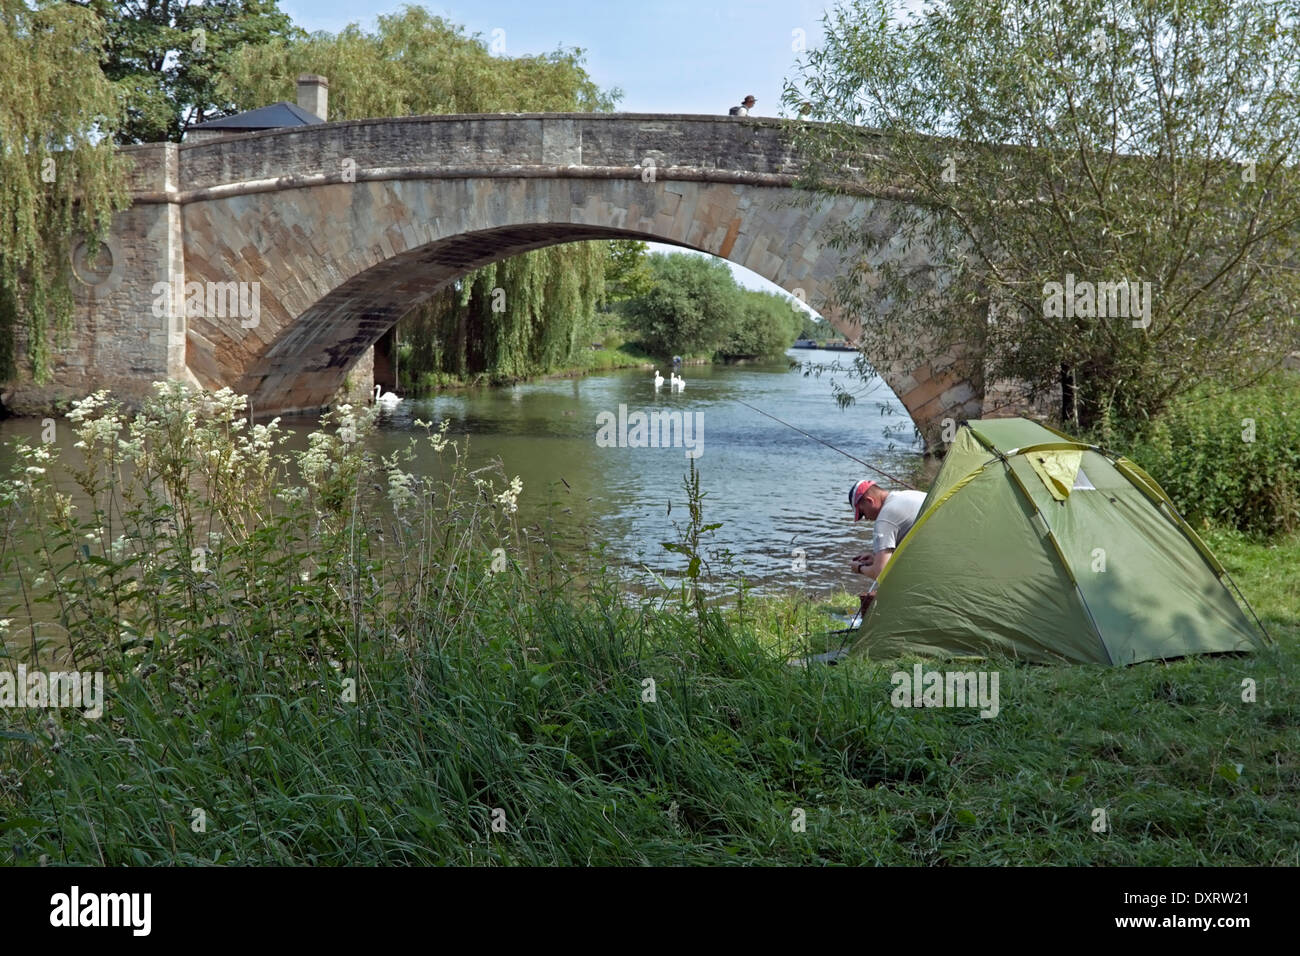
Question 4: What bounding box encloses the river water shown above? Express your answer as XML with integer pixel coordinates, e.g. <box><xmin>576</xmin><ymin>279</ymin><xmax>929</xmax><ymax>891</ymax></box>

<box><xmin>0</xmin><ymin>349</ymin><xmax>927</xmax><ymax>599</ymax></box>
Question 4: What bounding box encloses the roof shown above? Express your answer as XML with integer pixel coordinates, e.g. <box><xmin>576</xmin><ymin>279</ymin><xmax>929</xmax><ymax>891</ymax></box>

<box><xmin>191</xmin><ymin>102</ymin><xmax>324</xmax><ymax>131</ymax></box>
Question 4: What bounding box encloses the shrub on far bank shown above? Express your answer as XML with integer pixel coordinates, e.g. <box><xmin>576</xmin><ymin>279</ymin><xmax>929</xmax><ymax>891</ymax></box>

<box><xmin>1117</xmin><ymin>373</ymin><xmax>1300</xmax><ymax>537</ymax></box>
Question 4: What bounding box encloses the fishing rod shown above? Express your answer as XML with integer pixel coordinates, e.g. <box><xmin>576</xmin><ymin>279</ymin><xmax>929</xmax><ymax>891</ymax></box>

<box><xmin>734</xmin><ymin>399</ymin><xmax>919</xmax><ymax>490</ymax></box>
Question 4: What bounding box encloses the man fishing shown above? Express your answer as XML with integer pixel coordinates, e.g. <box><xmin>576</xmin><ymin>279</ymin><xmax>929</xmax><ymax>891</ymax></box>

<box><xmin>849</xmin><ymin>479</ymin><xmax>927</xmax><ymax>614</ymax></box>
<box><xmin>731</xmin><ymin>398</ymin><xmax>927</xmax><ymax>626</ymax></box>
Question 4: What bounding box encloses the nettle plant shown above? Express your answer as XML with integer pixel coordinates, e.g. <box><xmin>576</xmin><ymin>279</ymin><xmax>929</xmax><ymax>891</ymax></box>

<box><xmin>0</xmin><ymin>382</ymin><xmax>528</xmax><ymax>686</ymax></box>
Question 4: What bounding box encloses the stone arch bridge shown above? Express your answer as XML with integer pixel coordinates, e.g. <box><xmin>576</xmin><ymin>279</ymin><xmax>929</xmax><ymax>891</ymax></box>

<box><xmin>8</xmin><ymin>113</ymin><xmax>985</xmax><ymax>444</ymax></box>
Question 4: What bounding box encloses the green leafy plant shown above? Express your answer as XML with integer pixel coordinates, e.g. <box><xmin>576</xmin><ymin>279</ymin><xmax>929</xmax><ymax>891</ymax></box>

<box><xmin>1120</xmin><ymin>374</ymin><xmax>1300</xmax><ymax>536</ymax></box>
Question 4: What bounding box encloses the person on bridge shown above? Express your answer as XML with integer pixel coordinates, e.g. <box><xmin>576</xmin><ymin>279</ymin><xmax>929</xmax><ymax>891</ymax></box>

<box><xmin>729</xmin><ymin>95</ymin><xmax>757</xmax><ymax>116</ymax></box>
<box><xmin>848</xmin><ymin>479</ymin><xmax>927</xmax><ymax>614</ymax></box>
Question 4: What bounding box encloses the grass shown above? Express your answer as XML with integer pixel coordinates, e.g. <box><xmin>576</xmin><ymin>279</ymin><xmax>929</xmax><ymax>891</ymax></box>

<box><xmin>0</xmin><ymin>386</ymin><xmax>1296</xmax><ymax>865</ymax></box>
<box><xmin>571</xmin><ymin>343</ymin><xmax>661</xmax><ymax>372</ymax></box>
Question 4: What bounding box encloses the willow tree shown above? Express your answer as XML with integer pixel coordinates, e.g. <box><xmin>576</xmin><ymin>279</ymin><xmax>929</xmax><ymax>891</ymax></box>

<box><xmin>218</xmin><ymin>5</ymin><xmax>618</xmax><ymax>116</ymax></box>
<box><xmin>403</xmin><ymin>243</ymin><xmax>606</xmax><ymax>383</ymax></box>
<box><xmin>87</xmin><ymin>0</ymin><xmax>295</xmax><ymax>144</ymax></box>
<box><xmin>217</xmin><ymin>4</ymin><xmax>619</xmax><ymax>389</ymax></box>
<box><xmin>784</xmin><ymin>0</ymin><xmax>1300</xmax><ymax>432</ymax></box>
<box><xmin>0</xmin><ymin>0</ymin><xmax>126</xmax><ymax>383</ymax></box>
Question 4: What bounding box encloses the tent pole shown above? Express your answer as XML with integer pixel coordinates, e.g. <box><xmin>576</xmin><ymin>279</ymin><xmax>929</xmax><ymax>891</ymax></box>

<box><xmin>1220</xmin><ymin>568</ymin><xmax>1274</xmax><ymax>646</ymax></box>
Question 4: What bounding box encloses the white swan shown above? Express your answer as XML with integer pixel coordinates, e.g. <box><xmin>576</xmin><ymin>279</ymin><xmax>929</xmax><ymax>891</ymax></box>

<box><xmin>671</xmin><ymin>372</ymin><xmax>685</xmax><ymax>391</ymax></box>
<box><xmin>373</xmin><ymin>384</ymin><xmax>400</xmax><ymax>404</ymax></box>
<box><xmin>653</xmin><ymin>369</ymin><xmax>664</xmax><ymax>389</ymax></box>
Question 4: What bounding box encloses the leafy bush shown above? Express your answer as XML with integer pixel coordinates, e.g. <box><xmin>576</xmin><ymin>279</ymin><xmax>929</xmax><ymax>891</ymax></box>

<box><xmin>717</xmin><ymin>290</ymin><xmax>803</xmax><ymax>359</ymax></box>
<box><xmin>622</xmin><ymin>254</ymin><xmax>746</xmax><ymax>357</ymax></box>
<box><xmin>1120</xmin><ymin>374</ymin><xmax>1300</xmax><ymax>537</ymax></box>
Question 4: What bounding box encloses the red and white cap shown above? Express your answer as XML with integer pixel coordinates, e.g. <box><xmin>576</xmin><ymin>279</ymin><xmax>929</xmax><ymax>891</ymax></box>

<box><xmin>849</xmin><ymin>479</ymin><xmax>876</xmax><ymax>520</ymax></box>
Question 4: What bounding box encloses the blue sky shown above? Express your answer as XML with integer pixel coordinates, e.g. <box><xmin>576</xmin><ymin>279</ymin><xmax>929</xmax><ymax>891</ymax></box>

<box><xmin>282</xmin><ymin>0</ymin><xmax>836</xmax><ymax>117</ymax></box>
<box><xmin>277</xmin><ymin>0</ymin><xmax>901</xmax><ymax>307</ymax></box>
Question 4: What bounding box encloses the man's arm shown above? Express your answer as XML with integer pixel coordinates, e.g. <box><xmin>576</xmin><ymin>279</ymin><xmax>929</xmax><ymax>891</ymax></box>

<box><xmin>853</xmin><ymin>548</ymin><xmax>894</xmax><ymax>579</ymax></box>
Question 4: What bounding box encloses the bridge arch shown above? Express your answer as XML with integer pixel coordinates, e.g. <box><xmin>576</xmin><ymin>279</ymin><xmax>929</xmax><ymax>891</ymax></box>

<box><xmin>12</xmin><ymin>114</ymin><xmax>984</xmax><ymax>443</ymax></box>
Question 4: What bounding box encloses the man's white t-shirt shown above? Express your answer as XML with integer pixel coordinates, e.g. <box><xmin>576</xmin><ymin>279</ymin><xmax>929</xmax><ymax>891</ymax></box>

<box><xmin>871</xmin><ymin>489</ymin><xmax>927</xmax><ymax>553</ymax></box>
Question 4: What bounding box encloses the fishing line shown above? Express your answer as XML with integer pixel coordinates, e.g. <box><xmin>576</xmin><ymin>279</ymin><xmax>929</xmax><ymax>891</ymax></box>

<box><xmin>734</xmin><ymin>398</ymin><xmax>919</xmax><ymax>490</ymax></box>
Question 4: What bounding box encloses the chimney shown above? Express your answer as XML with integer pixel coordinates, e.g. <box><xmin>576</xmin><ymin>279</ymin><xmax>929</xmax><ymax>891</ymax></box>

<box><xmin>296</xmin><ymin>74</ymin><xmax>328</xmax><ymax>121</ymax></box>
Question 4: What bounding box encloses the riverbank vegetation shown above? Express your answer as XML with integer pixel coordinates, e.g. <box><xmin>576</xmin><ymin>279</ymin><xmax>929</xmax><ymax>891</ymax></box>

<box><xmin>784</xmin><ymin>0</ymin><xmax>1300</xmax><ymax>431</ymax></box>
<box><xmin>619</xmin><ymin>252</ymin><xmax>806</xmax><ymax>361</ymax></box>
<box><xmin>1</xmin><ymin>385</ymin><xmax>1295</xmax><ymax>865</ymax></box>
<box><xmin>1116</xmin><ymin>374</ymin><xmax>1300</xmax><ymax>537</ymax></box>
<box><xmin>0</xmin><ymin>0</ymin><xmax>127</xmax><ymax>385</ymax></box>
<box><xmin>397</xmin><ymin>246</ymin><xmax>808</xmax><ymax>392</ymax></box>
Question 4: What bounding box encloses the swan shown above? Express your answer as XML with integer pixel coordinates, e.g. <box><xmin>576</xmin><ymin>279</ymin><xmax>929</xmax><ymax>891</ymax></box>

<box><xmin>373</xmin><ymin>384</ymin><xmax>400</xmax><ymax>404</ymax></box>
<box><xmin>653</xmin><ymin>369</ymin><xmax>664</xmax><ymax>389</ymax></box>
<box><xmin>671</xmin><ymin>373</ymin><xmax>685</xmax><ymax>391</ymax></box>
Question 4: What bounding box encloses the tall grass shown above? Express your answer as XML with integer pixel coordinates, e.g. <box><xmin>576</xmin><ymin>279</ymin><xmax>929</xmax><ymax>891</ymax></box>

<box><xmin>0</xmin><ymin>383</ymin><xmax>1296</xmax><ymax>865</ymax></box>
<box><xmin>0</xmin><ymin>384</ymin><xmax>890</xmax><ymax>864</ymax></box>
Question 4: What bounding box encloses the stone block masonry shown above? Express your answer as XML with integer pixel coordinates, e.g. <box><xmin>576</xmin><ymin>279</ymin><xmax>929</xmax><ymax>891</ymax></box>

<box><xmin>4</xmin><ymin>114</ymin><xmax>983</xmax><ymax>448</ymax></box>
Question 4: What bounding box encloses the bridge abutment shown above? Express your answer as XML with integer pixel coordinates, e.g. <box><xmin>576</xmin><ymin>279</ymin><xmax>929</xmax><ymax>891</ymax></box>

<box><xmin>3</xmin><ymin>144</ymin><xmax>190</xmax><ymax>415</ymax></box>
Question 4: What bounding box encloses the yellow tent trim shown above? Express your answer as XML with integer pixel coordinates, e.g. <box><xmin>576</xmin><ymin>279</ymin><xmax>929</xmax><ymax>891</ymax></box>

<box><xmin>1113</xmin><ymin>457</ymin><xmax>1227</xmax><ymax>577</ymax></box>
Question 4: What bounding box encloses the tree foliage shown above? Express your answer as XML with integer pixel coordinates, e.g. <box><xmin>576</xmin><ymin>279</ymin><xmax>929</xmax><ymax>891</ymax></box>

<box><xmin>798</xmin><ymin>314</ymin><xmax>827</xmax><ymax>340</ymax></box>
<box><xmin>720</xmin><ymin>290</ymin><xmax>805</xmax><ymax>358</ymax></box>
<box><xmin>404</xmin><ymin>243</ymin><xmax>606</xmax><ymax>384</ymax></box>
<box><xmin>784</xmin><ymin>0</ymin><xmax>1300</xmax><ymax>430</ymax></box>
<box><xmin>622</xmin><ymin>254</ymin><xmax>746</xmax><ymax>357</ymax></box>
<box><xmin>0</xmin><ymin>0</ymin><xmax>126</xmax><ymax>382</ymax></box>
<box><xmin>622</xmin><ymin>253</ymin><xmax>804</xmax><ymax>359</ymax></box>
<box><xmin>88</xmin><ymin>0</ymin><xmax>296</xmax><ymax>144</ymax></box>
<box><xmin>218</xmin><ymin>5</ymin><xmax>618</xmax><ymax>117</ymax></box>
<box><xmin>216</xmin><ymin>5</ymin><xmax>620</xmax><ymax>390</ymax></box>
<box><xmin>604</xmin><ymin>240</ymin><xmax>654</xmax><ymax>302</ymax></box>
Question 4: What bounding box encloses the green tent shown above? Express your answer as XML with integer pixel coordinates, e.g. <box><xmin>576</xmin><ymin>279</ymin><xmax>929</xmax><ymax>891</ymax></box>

<box><xmin>853</xmin><ymin>418</ymin><xmax>1267</xmax><ymax>665</ymax></box>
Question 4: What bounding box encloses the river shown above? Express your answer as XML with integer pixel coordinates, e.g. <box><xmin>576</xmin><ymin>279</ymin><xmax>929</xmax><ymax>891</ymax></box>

<box><xmin>0</xmin><ymin>349</ymin><xmax>926</xmax><ymax>600</ymax></box>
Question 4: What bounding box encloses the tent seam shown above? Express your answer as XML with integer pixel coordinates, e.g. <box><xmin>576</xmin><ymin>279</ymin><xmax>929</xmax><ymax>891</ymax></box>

<box><xmin>1000</xmin><ymin>455</ymin><xmax>1114</xmax><ymax>666</ymax></box>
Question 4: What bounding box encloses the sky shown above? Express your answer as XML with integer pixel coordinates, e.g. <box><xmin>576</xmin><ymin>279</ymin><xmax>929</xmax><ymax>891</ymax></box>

<box><xmin>282</xmin><ymin>0</ymin><xmax>836</xmax><ymax>117</ymax></box>
<box><xmin>276</xmin><ymin>0</ymin><xmax>922</xmax><ymax>309</ymax></box>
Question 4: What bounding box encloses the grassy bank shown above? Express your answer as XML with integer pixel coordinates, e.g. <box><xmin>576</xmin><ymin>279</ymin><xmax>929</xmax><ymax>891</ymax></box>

<box><xmin>0</xmin><ymin>387</ymin><xmax>1295</xmax><ymax>865</ymax></box>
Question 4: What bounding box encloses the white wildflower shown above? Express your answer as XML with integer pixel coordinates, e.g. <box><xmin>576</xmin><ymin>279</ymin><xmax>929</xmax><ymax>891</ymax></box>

<box><xmin>387</xmin><ymin>466</ymin><xmax>418</xmax><ymax>510</ymax></box>
<box><xmin>495</xmin><ymin>476</ymin><xmax>523</xmax><ymax>514</ymax></box>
